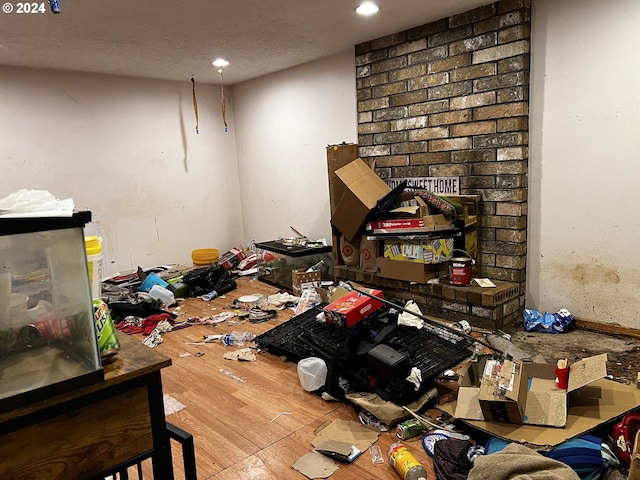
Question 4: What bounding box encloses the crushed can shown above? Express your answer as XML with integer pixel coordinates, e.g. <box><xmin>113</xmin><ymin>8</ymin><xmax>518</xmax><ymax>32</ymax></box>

<box><xmin>396</xmin><ymin>418</ymin><xmax>426</xmax><ymax>440</ymax></box>
<box><xmin>93</xmin><ymin>299</ymin><xmax>120</xmax><ymax>362</ymax></box>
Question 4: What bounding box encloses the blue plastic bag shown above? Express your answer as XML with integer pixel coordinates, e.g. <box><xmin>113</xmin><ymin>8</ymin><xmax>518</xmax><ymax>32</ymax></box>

<box><xmin>523</xmin><ymin>308</ymin><xmax>575</xmax><ymax>334</ymax></box>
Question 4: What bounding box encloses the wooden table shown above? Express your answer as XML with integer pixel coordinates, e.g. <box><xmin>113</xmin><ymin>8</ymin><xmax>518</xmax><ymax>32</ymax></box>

<box><xmin>0</xmin><ymin>332</ymin><xmax>173</xmax><ymax>479</ymax></box>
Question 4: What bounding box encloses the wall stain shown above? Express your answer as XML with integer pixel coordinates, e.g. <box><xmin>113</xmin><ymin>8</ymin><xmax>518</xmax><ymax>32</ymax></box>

<box><xmin>572</xmin><ymin>263</ymin><xmax>620</xmax><ymax>285</ymax></box>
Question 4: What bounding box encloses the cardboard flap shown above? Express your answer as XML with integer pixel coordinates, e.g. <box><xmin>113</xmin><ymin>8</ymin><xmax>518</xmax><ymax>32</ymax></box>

<box><xmin>501</xmin><ymin>360</ymin><xmax>520</xmax><ymax>402</ymax></box>
<box><xmin>568</xmin><ymin>353</ymin><xmax>608</xmax><ymax>392</ymax></box>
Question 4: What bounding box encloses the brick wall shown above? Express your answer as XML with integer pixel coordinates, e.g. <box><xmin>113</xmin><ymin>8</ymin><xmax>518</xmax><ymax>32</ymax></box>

<box><xmin>354</xmin><ymin>0</ymin><xmax>530</xmax><ymax>296</ymax></box>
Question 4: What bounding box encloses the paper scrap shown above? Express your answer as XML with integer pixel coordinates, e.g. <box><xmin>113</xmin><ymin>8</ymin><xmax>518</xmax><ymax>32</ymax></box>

<box><xmin>223</xmin><ymin>347</ymin><xmax>256</xmax><ymax>362</ymax></box>
<box><xmin>163</xmin><ymin>394</ymin><xmax>186</xmax><ymax>416</ymax></box>
<box><xmin>474</xmin><ymin>278</ymin><xmax>496</xmax><ymax>288</ymax></box>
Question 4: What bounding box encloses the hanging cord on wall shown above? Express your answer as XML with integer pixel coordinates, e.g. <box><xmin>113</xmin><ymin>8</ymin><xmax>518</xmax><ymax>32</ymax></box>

<box><xmin>218</xmin><ymin>68</ymin><xmax>228</xmax><ymax>132</ymax></box>
<box><xmin>191</xmin><ymin>75</ymin><xmax>199</xmax><ymax>134</ymax></box>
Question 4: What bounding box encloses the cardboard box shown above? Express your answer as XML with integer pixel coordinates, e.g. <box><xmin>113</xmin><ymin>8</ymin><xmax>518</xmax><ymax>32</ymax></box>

<box><xmin>327</xmin><ymin>144</ymin><xmax>360</xmax><ymax>215</ymax></box>
<box><xmin>438</xmin><ymin>354</ymin><xmax>640</xmax><ymax>447</ymax></box>
<box><xmin>376</xmin><ymin>257</ymin><xmax>442</xmax><ymax>283</ymax></box>
<box><xmin>383</xmin><ymin>237</ymin><xmax>454</xmax><ymax>264</ymax></box>
<box><xmin>291</xmin><ymin>268</ymin><xmax>321</xmax><ymax>296</ymax></box>
<box><xmin>477</xmin><ymin>359</ymin><xmax>528</xmax><ymax>424</ymax></box>
<box><xmin>323</xmin><ymin>288</ymin><xmax>384</xmax><ymax>328</ymax></box>
<box><xmin>463</xmin><ymin>354</ymin><xmax>609</xmax><ymax>428</ymax></box>
<box><xmin>331</xmin><ymin>158</ymin><xmax>391</xmax><ymax>242</ymax></box>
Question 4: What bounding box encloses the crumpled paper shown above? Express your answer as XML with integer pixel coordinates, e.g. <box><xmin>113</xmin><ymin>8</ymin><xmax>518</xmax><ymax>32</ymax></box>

<box><xmin>0</xmin><ymin>189</ymin><xmax>74</xmax><ymax>217</ymax></box>
<box><xmin>398</xmin><ymin>300</ymin><xmax>424</xmax><ymax>328</ymax></box>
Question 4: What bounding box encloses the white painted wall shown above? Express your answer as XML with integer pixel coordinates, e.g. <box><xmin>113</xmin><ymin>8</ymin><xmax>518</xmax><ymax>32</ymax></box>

<box><xmin>231</xmin><ymin>50</ymin><xmax>358</xmax><ymax>245</ymax></box>
<box><xmin>0</xmin><ymin>67</ymin><xmax>242</xmax><ymax>277</ymax></box>
<box><xmin>528</xmin><ymin>0</ymin><xmax>640</xmax><ymax>327</ymax></box>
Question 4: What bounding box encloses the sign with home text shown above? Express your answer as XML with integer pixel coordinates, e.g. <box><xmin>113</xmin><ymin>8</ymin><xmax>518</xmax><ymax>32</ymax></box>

<box><xmin>385</xmin><ymin>177</ymin><xmax>460</xmax><ymax>195</ymax></box>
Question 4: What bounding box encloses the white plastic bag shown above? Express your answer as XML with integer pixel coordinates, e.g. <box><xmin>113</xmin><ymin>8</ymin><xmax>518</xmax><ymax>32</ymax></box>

<box><xmin>297</xmin><ymin>357</ymin><xmax>328</xmax><ymax>392</ymax></box>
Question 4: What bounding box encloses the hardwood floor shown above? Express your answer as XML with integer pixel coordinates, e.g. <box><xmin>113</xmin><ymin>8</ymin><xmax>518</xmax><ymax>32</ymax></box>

<box><xmin>122</xmin><ymin>276</ymin><xmax>437</xmax><ymax>480</ymax></box>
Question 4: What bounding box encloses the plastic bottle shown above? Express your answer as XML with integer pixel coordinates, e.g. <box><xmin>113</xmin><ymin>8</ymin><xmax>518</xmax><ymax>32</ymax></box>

<box><xmin>222</xmin><ymin>331</ymin><xmax>256</xmax><ymax>346</ymax></box>
<box><xmin>388</xmin><ymin>443</ymin><xmax>428</xmax><ymax>480</ymax></box>
<box><xmin>148</xmin><ymin>284</ymin><xmax>175</xmax><ymax>306</ymax></box>
<box><xmin>306</xmin><ymin>259</ymin><xmax>324</xmax><ymax>272</ymax></box>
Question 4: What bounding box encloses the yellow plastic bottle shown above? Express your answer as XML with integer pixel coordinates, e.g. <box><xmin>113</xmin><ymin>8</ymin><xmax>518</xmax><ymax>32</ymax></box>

<box><xmin>388</xmin><ymin>442</ymin><xmax>428</xmax><ymax>480</ymax></box>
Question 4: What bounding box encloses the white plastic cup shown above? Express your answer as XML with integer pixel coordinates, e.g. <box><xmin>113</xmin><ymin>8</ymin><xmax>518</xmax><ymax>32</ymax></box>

<box><xmin>85</xmin><ymin>236</ymin><xmax>103</xmax><ymax>299</ymax></box>
<box><xmin>297</xmin><ymin>357</ymin><xmax>328</xmax><ymax>392</ymax></box>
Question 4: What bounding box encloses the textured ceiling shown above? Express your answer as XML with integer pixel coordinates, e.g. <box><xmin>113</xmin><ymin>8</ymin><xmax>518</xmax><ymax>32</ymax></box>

<box><xmin>0</xmin><ymin>0</ymin><xmax>495</xmax><ymax>85</ymax></box>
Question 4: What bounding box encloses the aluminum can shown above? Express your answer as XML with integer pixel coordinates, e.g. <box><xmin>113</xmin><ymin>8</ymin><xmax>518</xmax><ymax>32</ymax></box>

<box><xmin>93</xmin><ymin>299</ymin><xmax>120</xmax><ymax>361</ymax></box>
<box><xmin>396</xmin><ymin>418</ymin><xmax>425</xmax><ymax>440</ymax></box>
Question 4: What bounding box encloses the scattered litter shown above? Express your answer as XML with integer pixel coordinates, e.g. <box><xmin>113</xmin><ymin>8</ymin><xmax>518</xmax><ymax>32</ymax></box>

<box><xmin>219</xmin><ymin>368</ymin><xmax>246</xmax><ymax>383</ymax></box>
<box><xmin>222</xmin><ymin>331</ymin><xmax>255</xmax><ymax>346</ymax></box>
<box><xmin>142</xmin><ymin>329</ymin><xmax>163</xmax><ymax>348</ymax></box>
<box><xmin>163</xmin><ymin>394</ymin><xmax>186</xmax><ymax>415</ymax></box>
<box><xmin>201</xmin><ymin>334</ymin><xmax>223</xmax><ymax>343</ymax></box>
<box><xmin>312</xmin><ymin>419</ymin><xmax>379</xmax><ymax>463</ymax></box>
<box><xmin>194</xmin><ymin>351</ymin><xmax>205</xmax><ymax>357</ymax></box>
<box><xmin>523</xmin><ymin>308</ymin><xmax>575</xmax><ymax>334</ymax></box>
<box><xmin>397</xmin><ymin>300</ymin><xmax>424</xmax><ymax>329</ymax></box>
<box><xmin>474</xmin><ymin>278</ymin><xmax>496</xmax><ymax>288</ymax></box>
<box><xmin>178</xmin><ymin>352</ymin><xmax>191</xmax><ymax>358</ymax></box>
<box><xmin>270</xmin><ymin>411</ymin><xmax>293</xmax><ymax>423</ymax></box>
<box><xmin>358</xmin><ymin>409</ymin><xmax>390</xmax><ymax>432</ymax></box>
<box><xmin>188</xmin><ymin>312</ymin><xmax>235</xmax><ymax>325</ymax></box>
<box><xmin>369</xmin><ymin>444</ymin><xmax>384</xmax><ymax>464</ymax></box>
<box><xmin>406</xmin><ymin>366</ymin><xmax>422</xmax><ymax>391</ymax></box>
<box><xmin>223</xmin><ymin>348</ymin><xmax>256</xmax><ymax>362</ymax></box>
<box><xmin>294</xmin><ymin>289</ymin><xmax>321</xmax><ymax>315</ymax></box>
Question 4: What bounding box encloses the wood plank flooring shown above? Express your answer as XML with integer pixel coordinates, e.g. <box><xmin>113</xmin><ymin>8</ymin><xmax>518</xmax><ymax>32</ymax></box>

<box><xmin>121</xmin><ymin>276</ymin><xmax>437</xmax><ymax>480</ymax></box>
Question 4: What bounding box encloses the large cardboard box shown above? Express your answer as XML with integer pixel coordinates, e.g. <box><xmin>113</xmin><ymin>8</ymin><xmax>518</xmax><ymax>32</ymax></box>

<box><xmin>331</xmin><ymin>158</ymin><xmax>391</xmax><ymax>242</ymax></box>
<box><xmin>327</xmin><ymin>144</ymin><xmax>360</xmax><ymax>215</ymax></box>
<box><xmin>439</xmin><ymin>353</ymin><xmax>640</xmax><ymax>447</ymax></box>
<box><xmin>323</xmin><ymin>288</ymin><xmax>384</xmax><ymax>328</ymax></box>
<box><xmin>462</xmin><ymin>354</ymin><xmax>608</xmax><ymax>428</ymax></box>
<box><xmin>376</xmin><ymin>257</ymin><xmax>442</xmax><ymax>283</ymax></box>
<box><xmin>383</xmin><ymin>237</ymin><xmax>454</xmax><ymax>264</ymax></box>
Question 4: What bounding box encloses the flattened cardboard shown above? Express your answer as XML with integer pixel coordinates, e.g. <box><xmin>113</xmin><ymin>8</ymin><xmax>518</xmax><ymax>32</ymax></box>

<box><xmin>312</xmin><ymin>419</ymin><xmax>379</xmax><ymax>460</ymax></box>
<box><xmin>291</xmin><ymin>450</ymin><xmax>339</xmax><ymax>479</ymax></box>
<box><xmin>331</xmin><ymin>158</ymin><xmax>391</xmax><ymax>242</ymax></box>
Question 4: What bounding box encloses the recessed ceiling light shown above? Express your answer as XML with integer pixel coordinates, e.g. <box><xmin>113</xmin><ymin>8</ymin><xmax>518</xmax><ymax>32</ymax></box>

<box><xmin>355</xmin><ymin>1</ymin><xmax>379</xmax><ymax>15</ymax></box>
<box><xmin>212</xmin><ymin>59</ymin><xmax>229</xmax><ymax>68</ymax></box>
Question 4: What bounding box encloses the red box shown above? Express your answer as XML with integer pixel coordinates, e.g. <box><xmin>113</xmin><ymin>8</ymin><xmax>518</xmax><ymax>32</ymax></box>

<box><xmin>323</xmin><ymin>289</ymin><xmax>384</xmax><ymax>327</ymax></box>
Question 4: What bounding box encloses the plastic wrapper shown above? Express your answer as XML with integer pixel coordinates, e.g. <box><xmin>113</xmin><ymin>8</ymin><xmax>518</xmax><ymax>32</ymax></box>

<box><xmin>523</xmin><ymin>308</ymin><xmax>575</xmax><ymax>334</ymax></box>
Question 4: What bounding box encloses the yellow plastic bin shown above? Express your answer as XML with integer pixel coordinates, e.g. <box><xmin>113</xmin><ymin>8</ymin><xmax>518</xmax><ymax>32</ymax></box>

<box><xmin>192</xmin><ymin>248</ymin><xmax>219</xmax><ymax>267</ymax></box>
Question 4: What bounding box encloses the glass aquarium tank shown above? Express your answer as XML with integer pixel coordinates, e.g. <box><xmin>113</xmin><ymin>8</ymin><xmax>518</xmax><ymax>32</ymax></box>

<box><xmin>0</xmin><ymin>211</ymin><xmax>103</xmax><ymax>413</ymax></box>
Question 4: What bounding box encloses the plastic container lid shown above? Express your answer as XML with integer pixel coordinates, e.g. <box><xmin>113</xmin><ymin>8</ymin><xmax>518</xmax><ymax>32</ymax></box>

<box><xmin>85</xmin><ymin>236</ymin><xmax>102</xmax><ymax>255</ymax></box>
<box><xmin>192</xmin><ymin>248</ymin><xmax>219</xmax><ymax>265</ymax></box>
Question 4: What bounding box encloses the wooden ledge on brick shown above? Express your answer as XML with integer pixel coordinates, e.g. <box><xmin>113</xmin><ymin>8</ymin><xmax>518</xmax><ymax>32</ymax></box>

<box><xmin>333</xmin><ymin>265</ymin><xmax>522</xmax><ymax>330</ymax></box>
